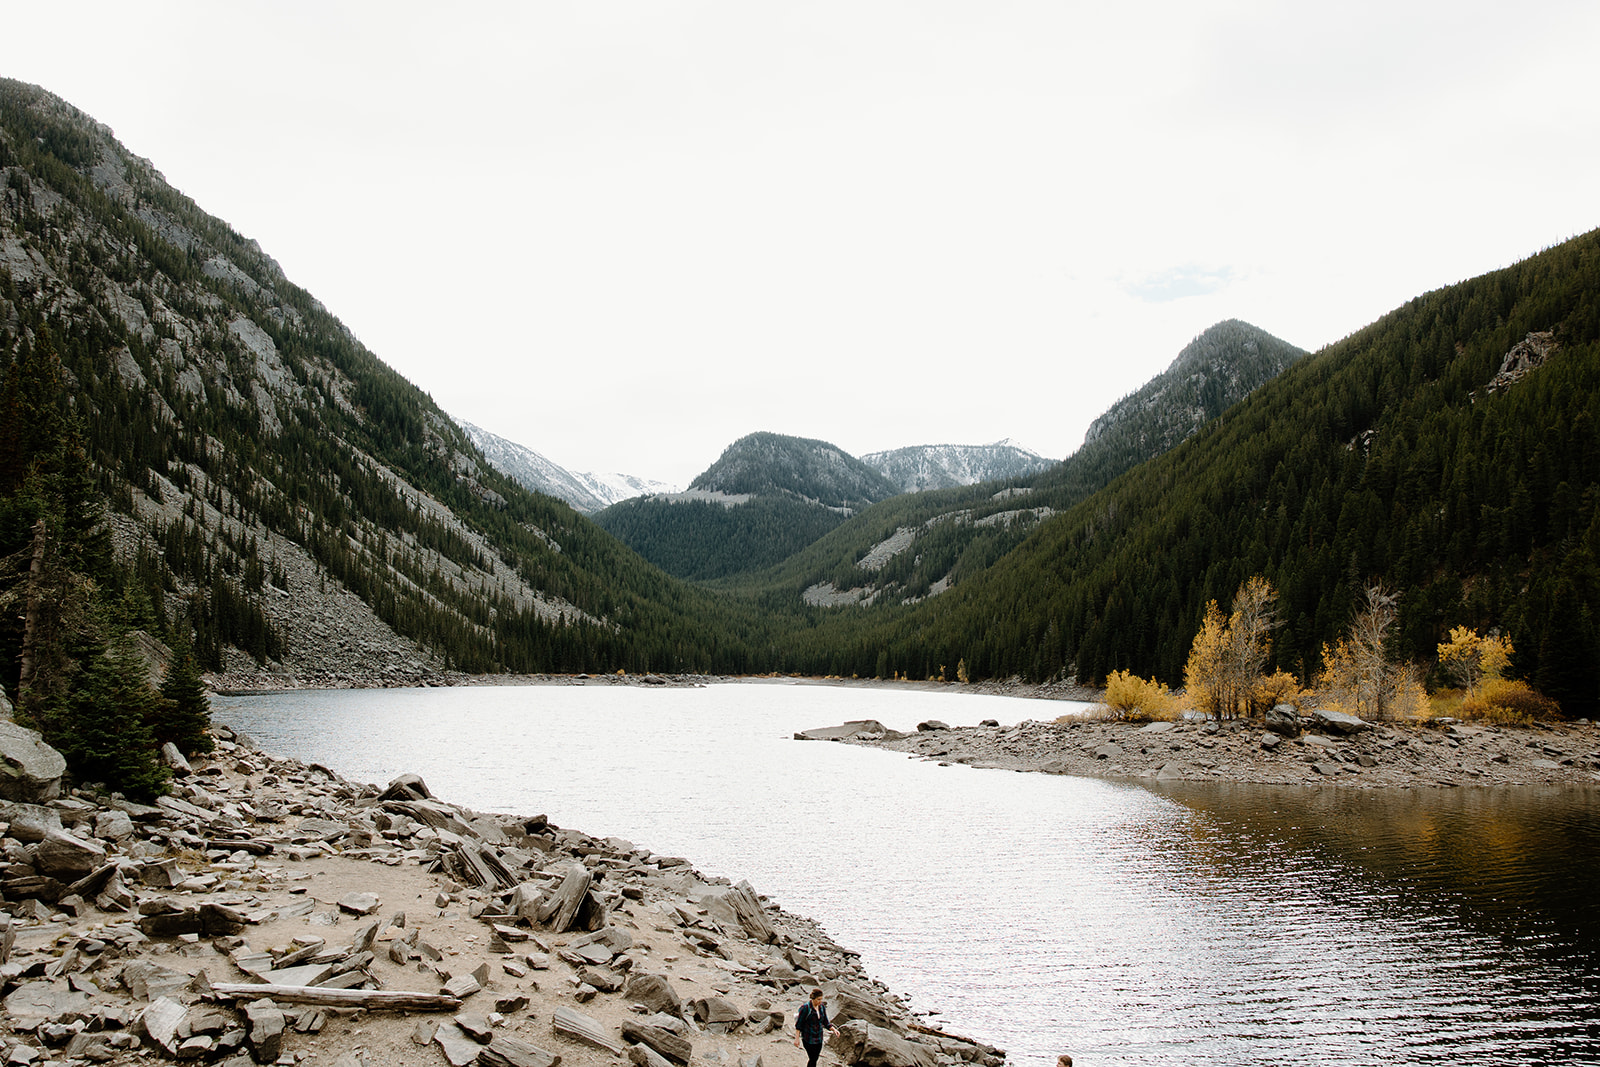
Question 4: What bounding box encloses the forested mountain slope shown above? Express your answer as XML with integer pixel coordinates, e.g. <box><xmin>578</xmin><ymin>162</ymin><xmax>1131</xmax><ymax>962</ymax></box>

<box><xmin>781</xmin><ymin>231</ymin><xmax>1600</xmax><ymax>715</ymax></box>
<box><xmin>719</xmin><ymin>320</ymin><xmax>1306</xmax><ymax>610</ymax></box>
<box><xmin>0</xmin><ymin>79</ymin><xmax>755</xmax><ymax>684</ymax></box>
<box><xmin>592</xmin><ymin>432</ymin><xmax>900</xmax><ymax>581</ymax></box>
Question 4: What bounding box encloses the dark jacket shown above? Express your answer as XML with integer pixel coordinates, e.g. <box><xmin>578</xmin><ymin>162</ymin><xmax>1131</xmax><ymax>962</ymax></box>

<box><xmin>796</xmin><ymin>1002</ymin><xmax>831</xmax><ymax>1045</ymax></box>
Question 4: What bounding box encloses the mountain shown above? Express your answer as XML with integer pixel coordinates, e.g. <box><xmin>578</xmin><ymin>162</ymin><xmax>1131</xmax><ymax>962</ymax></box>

<box><xmin>773</xmin><ymin>231</ymin><xmax>1600</xmax><ymax>714</ymax></box>
<box><xmin>455</xmin><ymin>417</ymin><xmax>675</xmax><ymax>513</ymax></box>
<box><xmin>860</xmin><ymin>439</ymin><xmax>1053</xmax><ymax>493</ymax></box>
<box><xmin>1082</xmin><ymin>319</ymin><xmax>1309</xmax><ymax>455</ymax></box>
<box><xmin>691</xmin><ymin>432</ymin><xmax>898</xmax><ymax>506</ymax></box>
<box><xmin>592</xmin><ymin>433</ymin><xmax>900</xmax><ymax>582</ymax></box>
<box><xmin>719</xmin><ymin>320</ymin><xmax>1307</xmax><ymax>610</ymax></box>
<box><xmin>0</xmin><ymin>78</ymin><xmax>752</xmax><ymax>688</ymax></box>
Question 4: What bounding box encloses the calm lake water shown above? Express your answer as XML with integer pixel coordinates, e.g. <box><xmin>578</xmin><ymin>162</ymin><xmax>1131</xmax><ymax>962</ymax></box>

<box><xmin>214</xmin><ymin>681</ymin><xmax>1600</xmax><ymax>1067</ymax></box>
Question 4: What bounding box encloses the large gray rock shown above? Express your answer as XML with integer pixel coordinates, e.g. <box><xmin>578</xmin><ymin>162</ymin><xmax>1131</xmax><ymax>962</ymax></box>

<box><xmin>33</xmin><ymin>829</ymin><xmax>107</xmax><ymax>878</ymax></box>
<box><xmin>0</xmin><ymin>801</ymin><xmax>63</xmax><ymax>842</ymax></box>
<box><xmin>829</xmin><ymin>1020</ymin><xmax>937</xmax><ymax>1067</ymax></box>
<box><xmin>5</xmin><ymin>982</ymin><xmax>94</xmax><ymax>1029</ymax></box>
<box><xmin>625</xmin><ymin>972</ymin><xmax>685</xmax><ymax>1016</ymax></box>
<box><xmin>793</xmin><ymin>721</ymin><xmax>890</xmax><ymax>741</ymax></box>
<box><xmin>1311</xmin><ymin>708</ymin><xmax>1369</xmax><ymax>735</ymax></box>
<box><xmin>0</xmin><ymin>721</ymin><xmax>67</xmax><ymax>803</ymax></box>
<box><xmin>1263</xmin><ymin>704</ymin><xmax>1302</xmax><ymax>737</ymax></box>
<box><xmin>244</xmin><ymin>998</ymin><xmax>286</xmax><ymax>1062</ymax></box>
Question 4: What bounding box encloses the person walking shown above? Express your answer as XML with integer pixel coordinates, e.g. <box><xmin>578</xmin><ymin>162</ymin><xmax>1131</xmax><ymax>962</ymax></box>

<box><xmin>793</xmin><ymin>988</ymin><xmax>839</xmax><ymax>1067</ymax></box>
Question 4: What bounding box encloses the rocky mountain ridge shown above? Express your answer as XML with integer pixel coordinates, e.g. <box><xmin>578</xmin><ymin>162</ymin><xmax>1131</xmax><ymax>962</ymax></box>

<box><xmin>455</xmin><ymin>419</ymin><xmax>676</xmax><ymax>515</ymax></box>
<box><xmin>1082</xmin><ymin>319</ymin><xmax>1307</xmax><ymax>451</ymax></box>
<box><xmin>858</xmin><ymin>440</ymin><xmax>1052</xmax><ymax>493</ymax></box>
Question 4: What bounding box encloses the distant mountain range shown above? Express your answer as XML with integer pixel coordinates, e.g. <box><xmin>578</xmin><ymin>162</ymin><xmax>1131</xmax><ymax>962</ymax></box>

<box><xmin>455</xmin><ymin>419</ymin><xmax>676</xmax><ymax>513</ymax></box>
<box><xmin>861</xmin><ymin>440</ymin><xmax>1053</xmax><ymax>492</ymax></box>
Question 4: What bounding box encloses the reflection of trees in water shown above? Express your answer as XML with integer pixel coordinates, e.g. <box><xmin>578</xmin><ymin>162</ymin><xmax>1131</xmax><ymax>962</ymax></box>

<box><xmin>1148</xmin><ymin>781</ymin><xmax>1600</xmax><ymax>955</ymax></box>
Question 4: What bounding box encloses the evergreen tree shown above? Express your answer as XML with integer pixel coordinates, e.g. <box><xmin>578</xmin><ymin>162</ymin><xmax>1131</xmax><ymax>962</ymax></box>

<box><xmin>157</xmin><ymin>632</ymin><xmax>213</xmax><ymax>756</ymax></box>
<box><xmin>47</xmin><ymin>636</ymin><xmax>169</xmax><ymax>801</ymax></box>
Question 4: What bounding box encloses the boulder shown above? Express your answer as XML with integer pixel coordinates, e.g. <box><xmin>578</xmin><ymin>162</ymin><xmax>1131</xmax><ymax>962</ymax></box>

<box><xmin>5</xmin><ymin>982</ymin><xmax>94</xmax><ymax>1029</ymax></box>
<box><xmin>621</xmin><ymin>1021</ymin><xmax>693</xmax><ymax>1065</ymax></box>
<box><xmin>916</xmin><ymin>720</ymin><xmax>949</xmax><ymax>732</ymax></box>
<box><xmin>1092</xmin><ymin>743</ymin><xmax>1122</xmax><ymax>761</ymax></box>
<box><xmin>793</xmin><ymin>721</ymin><xmax>890</xmax><ymax>741</ymax></box>
<box><xmin>690</xmin><ymin>995</ymin><xmax>745</xmax><ymax>1027</ymax></box>
<box><xmin>1138</xmin><ymin>721</ymin><xmax>1175</xmax><ymax>734</ymax></box>
<box><xmin>1263</xmin><ymin>704</ymin><xmax>1302</xmax><ymax>737</ymax></box>
<box><xmin>626</xmin><ymin>972</ymin><xmax>685</xmax><ymax>1017</ymax></box>
<box><xmin>0</xmin><ymin>721</ymin><xmax>67</xmax><ymax>803</ymax></box>
<box><xmin>33</xmin><ymin>829</ymin><xmax>107</xmax><ymax>878</ymax></box>
<box><xmin>160</xmin><ymin>741</ymin><xmax>193</xmax><ymax>776</ymax></box>
<box><xmin>0</xmin><ymin>800</ymin><xmax>63</xmax><ymax>842</ymax></box>
<box><xmin>1311</xmin><ymin>708</ymin><xmax>1368</xmax><ymax>735</ymax></box>
<box><xmin>829</xmin><ymin>1020</ymin><xmax>937</xmax><ymax>1067</ymax></box>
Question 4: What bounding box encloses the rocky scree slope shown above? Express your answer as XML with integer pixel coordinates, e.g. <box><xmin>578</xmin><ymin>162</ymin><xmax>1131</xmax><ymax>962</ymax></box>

<box><xmin>0</xmin><ymin>726</ymin><xmax>1002</xmax><ymax>1067</ymax></box>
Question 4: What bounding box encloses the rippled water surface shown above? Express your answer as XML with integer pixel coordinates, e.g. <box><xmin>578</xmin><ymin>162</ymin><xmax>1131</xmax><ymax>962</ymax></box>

<box><xmin>215</xmin><ymin>682</ymin><xmax>1600</xmax><ymax>1067</ymax></box>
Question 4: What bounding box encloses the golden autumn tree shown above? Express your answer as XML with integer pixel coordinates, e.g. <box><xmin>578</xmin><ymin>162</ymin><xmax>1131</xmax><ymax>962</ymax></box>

<box><xmin>1436</xmin><ymin>626</ymin><xmax>1513</xmax><ymax>694</ymax></box>
<box><xmin>1318</xmin><ymin>584</ymin><xmax>1426</xmax><ymax>720</ymax></box>
<box><xmin>1183</xmin><ymin>576</ymin><xmax>1280</xmax><ymax>719</ymax></box>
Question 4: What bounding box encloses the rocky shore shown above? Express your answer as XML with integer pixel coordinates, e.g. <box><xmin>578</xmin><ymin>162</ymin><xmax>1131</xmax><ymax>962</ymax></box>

<box><xmin>824</xmin><ymin>710</ymin><xmax>1600</xmax><ymax>789</ymax></box>
<box><xmin>0</xmin><ymin>729</ymin><xmax>1000</xmax><ymax>1067</ymax></box>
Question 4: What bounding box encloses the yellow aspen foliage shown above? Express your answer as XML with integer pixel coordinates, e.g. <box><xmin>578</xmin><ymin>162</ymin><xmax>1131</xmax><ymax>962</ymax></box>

<box><xmin>1458</xmin><ymin>677</ymin><xmax>1560</xmax><ymax>723</ymax></box>
<box><xmin>1101</xmin><ymin>670</ymin><xmax>1180</xmax><ymax>721</ymax></box>
<box><xmin>1183</xmin><ymin>576</ymin><xmax>1279</xmax><ymax>719</ymax></box>
<box><xmin>1183</xmin><ymin>600</ymin><xmax>1229</xmax><ymax>718</ymax></box>
<box><xmin>1315</xmin><ymin>585</ymin><xmax>1428</xmax><ymax>720</ymax></box>
<box><xmin>1436</xmin><ymin>626</ymin><xmax>1514</xmax><ymax>693</ymax></box>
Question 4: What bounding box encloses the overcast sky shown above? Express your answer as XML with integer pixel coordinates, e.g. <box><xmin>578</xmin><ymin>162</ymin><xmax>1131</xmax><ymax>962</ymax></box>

<box><xmin>9</xmin><ymin>2</ymin><xmax>1599</xmax><ymax>487</ymax></box>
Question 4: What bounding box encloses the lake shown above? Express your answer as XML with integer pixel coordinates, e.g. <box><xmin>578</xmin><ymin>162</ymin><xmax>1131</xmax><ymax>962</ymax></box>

<box><xmin>214</xmin><ymin>681</ymin><xmax>1600</xmax><ymax>1067</ymax></box>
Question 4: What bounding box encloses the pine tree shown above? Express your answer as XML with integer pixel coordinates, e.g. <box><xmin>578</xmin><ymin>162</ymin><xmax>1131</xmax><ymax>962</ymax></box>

<box><xmin>47</xmin><ymin>636</ymin><xmax>169</xmax><ymax>801</ymax></box>
<box><xmin>157</xmin><ymin>632</ymin><xmax>213</xmax><ymax>756</ymax></box>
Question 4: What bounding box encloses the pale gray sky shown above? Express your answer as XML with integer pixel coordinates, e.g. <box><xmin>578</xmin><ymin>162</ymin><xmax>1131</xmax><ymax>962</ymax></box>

<box><xmin>9</xmin><ymin>2</ymin><xmax>1599</xmax><ymax>487</ymax></box>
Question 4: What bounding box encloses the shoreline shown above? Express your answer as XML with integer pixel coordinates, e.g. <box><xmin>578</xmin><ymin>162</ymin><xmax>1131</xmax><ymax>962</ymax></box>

<box><xmin>0</xmin><ymin>729</ymin><xmax>1003</xmax><ymax>1067</ymax></box>
<box><xmin>206</xmin><ymin>669</ymin><xmax>1598</xmax><ymax>791</ymax></box>
<box><xmin>842</xmin><ymin>714</ymin><xmax>1600</xmax><ymax>790</ymax></box>
<box><xmin>205</xmin><ymin>669</ymin><xmax>1099</xmax><ymax>704</ymax></box>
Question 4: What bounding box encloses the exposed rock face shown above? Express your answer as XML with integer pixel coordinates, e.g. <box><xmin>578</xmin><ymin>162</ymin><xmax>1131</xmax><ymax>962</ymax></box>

<box><xmin>1485</xmin><ymin>331</ymin><xmax>1558</xmax><ymax>392</ymax></box>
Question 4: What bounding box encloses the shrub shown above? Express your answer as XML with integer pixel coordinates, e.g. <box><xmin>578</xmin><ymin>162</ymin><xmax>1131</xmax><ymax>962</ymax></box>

<box><xmin>1101</xmin><ymin>670</ymin><xmax>1181</xmax><ymax>721</ymax></box>
<box><xmin>1247</xmin><ymin>670</ymin><xmax>1303</xmax><ymax>716</ymax></box>
<box><xmin>1458</xmin><ymin>678</ymin><xmax>1561</xmax><ymax>724</ymax></box>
